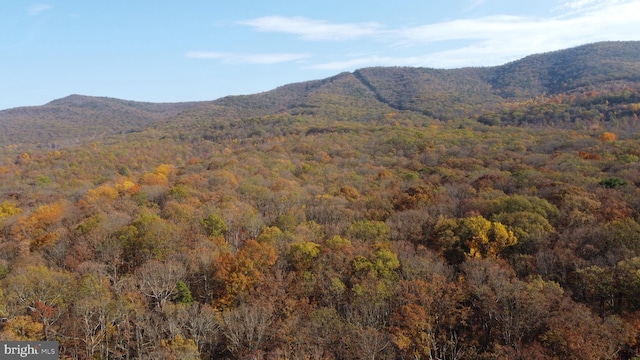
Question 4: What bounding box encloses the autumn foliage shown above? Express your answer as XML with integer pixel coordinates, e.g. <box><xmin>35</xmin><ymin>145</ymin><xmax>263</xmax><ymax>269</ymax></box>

<box><xmin>2</xmin><ymin>44</ymin><xmax>640</xmax><ymax>358</ymax></box>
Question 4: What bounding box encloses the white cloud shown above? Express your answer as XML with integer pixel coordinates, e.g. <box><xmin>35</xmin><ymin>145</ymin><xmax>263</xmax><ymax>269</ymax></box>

<box><xmin>217</xmin><ymin>0</ymin><xmax>640</xmax><ymax>71</ymax></box>
<box><xmin>395</xmin><ymin>15</ymin><xmax>540</xmax><ymax>44</ymax></box>
<box><xmin>305</xmin><ymin>0</ymin><xmax>640</xmax><ymax>71</ymax></box>
<box><xmin>186</xmin><ymin>51</ymin><xmax>309</xmax><ymax>64</ymax></box>
<box><xmin>386</xmin><ymin>0</ymin><xmax>639</xmax><ymax>67</ymax></box>
<box><xmin>238</xmin><ymin>16</ymin><xmax>384</xmax><ymax>41</ymax></box>
<box><xmin>28</xmin><ymin>4</ymin><xmax>53</xmax><ymax>16</ymax></box>
<box><xmin>395</xmin><ymin>0</ymin><xmax>637</xmax><ymax>45</ymax></box>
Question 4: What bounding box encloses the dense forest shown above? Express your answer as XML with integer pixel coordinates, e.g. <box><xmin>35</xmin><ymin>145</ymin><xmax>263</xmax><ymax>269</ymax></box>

<box><xmin>2</xmin><ymin>41</ymin><xmax>640</xmax><ymax>359</ymax></box>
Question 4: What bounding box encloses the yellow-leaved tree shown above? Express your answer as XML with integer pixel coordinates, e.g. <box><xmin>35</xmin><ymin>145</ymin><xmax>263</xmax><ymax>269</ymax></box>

<box><xmin>0</xmin><ymin>201</ymin><xmax>21</xmax><ymax>220</ymax></box>
<box><xmin>599</xmin><ymin>131</ymin><xmax>617</xmax><ymax>142</ymax></box>
<box><xmin>433</xmin><ymin>215</ymin><xmax>517</xmax><ymax>261</ymax></box>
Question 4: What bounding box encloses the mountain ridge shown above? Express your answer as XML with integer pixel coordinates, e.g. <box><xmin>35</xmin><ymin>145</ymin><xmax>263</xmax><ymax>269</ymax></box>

<box><xmin>1</xmin><ymin>41</ymin><xmax>639</xmax><ymax>148</ymax></box>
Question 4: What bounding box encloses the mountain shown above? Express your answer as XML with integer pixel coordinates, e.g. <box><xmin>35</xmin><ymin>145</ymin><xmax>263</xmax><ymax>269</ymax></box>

<box><xmin>203</xmin><ymin>41</ymin><xmax>640</xmax><ymax>120</ymax></box>
<box><xmin>1</xmin><ymin>41</ymin><xmax>639</xmax><ymax>149</ymax></box>
<box><xmin>353</xmin><ymin>41</ymin><xmax>640</xmax><ymax>118</ymax></box>
<box><xmin>0</xmin><ymin>95</ymin><xmax>200</xmax><ymax>149</ymax></box>
<box><xmin>490</xmin><ymin>41</ymin><xmax>640</xmax><ymax>97</ymax></box>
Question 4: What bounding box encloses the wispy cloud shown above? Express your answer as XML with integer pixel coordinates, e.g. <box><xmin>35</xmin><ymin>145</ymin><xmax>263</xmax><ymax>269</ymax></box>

<box><xmin>308</xmin><ymin>0</ymin><xmax>640</xmax><ymax>70</ymax></box>
<box><xmin>186</xmin><ymin>51</ymin><xmax>309</xmax><ymax>64</ymax></box>
<box><xmin>238</xmin><ymin>16</ymin><xmax>384</xmax><ymax>41</ymax></box>
<box><xmin>28</xmin><ymin>3</ymin><xmax>53</xmax><ymax>16</ymax></box>
<box><xmin>395</xmin><ymin>15</ymin><xmax>537</xmax><ymax>44</ymax></box>
<box><xmin>400</xmin><ymin>1</ymin><xmax>637</xmax><ymax>54</ymax></box>
<box><xmin>396</xmin><ymin>0</ymin><xmax>637</xmax><ymax>45</ymax></box>
<box><xmin>204</xmin><ymin>0</ymin><xmax>640</xmax><ymax>71</ymax></box>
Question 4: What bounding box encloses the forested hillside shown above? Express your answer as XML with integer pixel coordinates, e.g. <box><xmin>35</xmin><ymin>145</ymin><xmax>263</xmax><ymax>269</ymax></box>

<box><xmin>3</xmin><ymin>41</ymin><xmax>639</xmax><ymax>149</ymax></box>
<box><xmin>0</xmin><ymin>95</ymin><xmax>198</xmax><ymax>149</ymax></box>
<box><xmin>1</xmin><ymin>41</ymin><xmax>640</xmax><ymax>359</ymax></box>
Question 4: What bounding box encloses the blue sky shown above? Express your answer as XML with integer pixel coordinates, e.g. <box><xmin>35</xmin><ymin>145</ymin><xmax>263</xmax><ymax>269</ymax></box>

<box><xmin>1</xmin><ymin>0</ymin><xmax>639</xmax><ymax>110</ymax></box>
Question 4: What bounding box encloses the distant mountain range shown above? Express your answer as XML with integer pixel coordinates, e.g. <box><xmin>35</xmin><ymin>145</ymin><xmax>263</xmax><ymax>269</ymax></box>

<box><xmin>2</xmin><ymin>41</ymin><xmax>639</xmax><ymax>149</ymax></box>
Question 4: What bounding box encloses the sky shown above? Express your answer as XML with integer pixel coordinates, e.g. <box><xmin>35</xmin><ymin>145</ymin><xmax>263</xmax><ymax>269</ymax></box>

<box><xmin>1</xmin><ymin>0</ymin><xmax>639</xmax><ymax>110</ymax></box>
